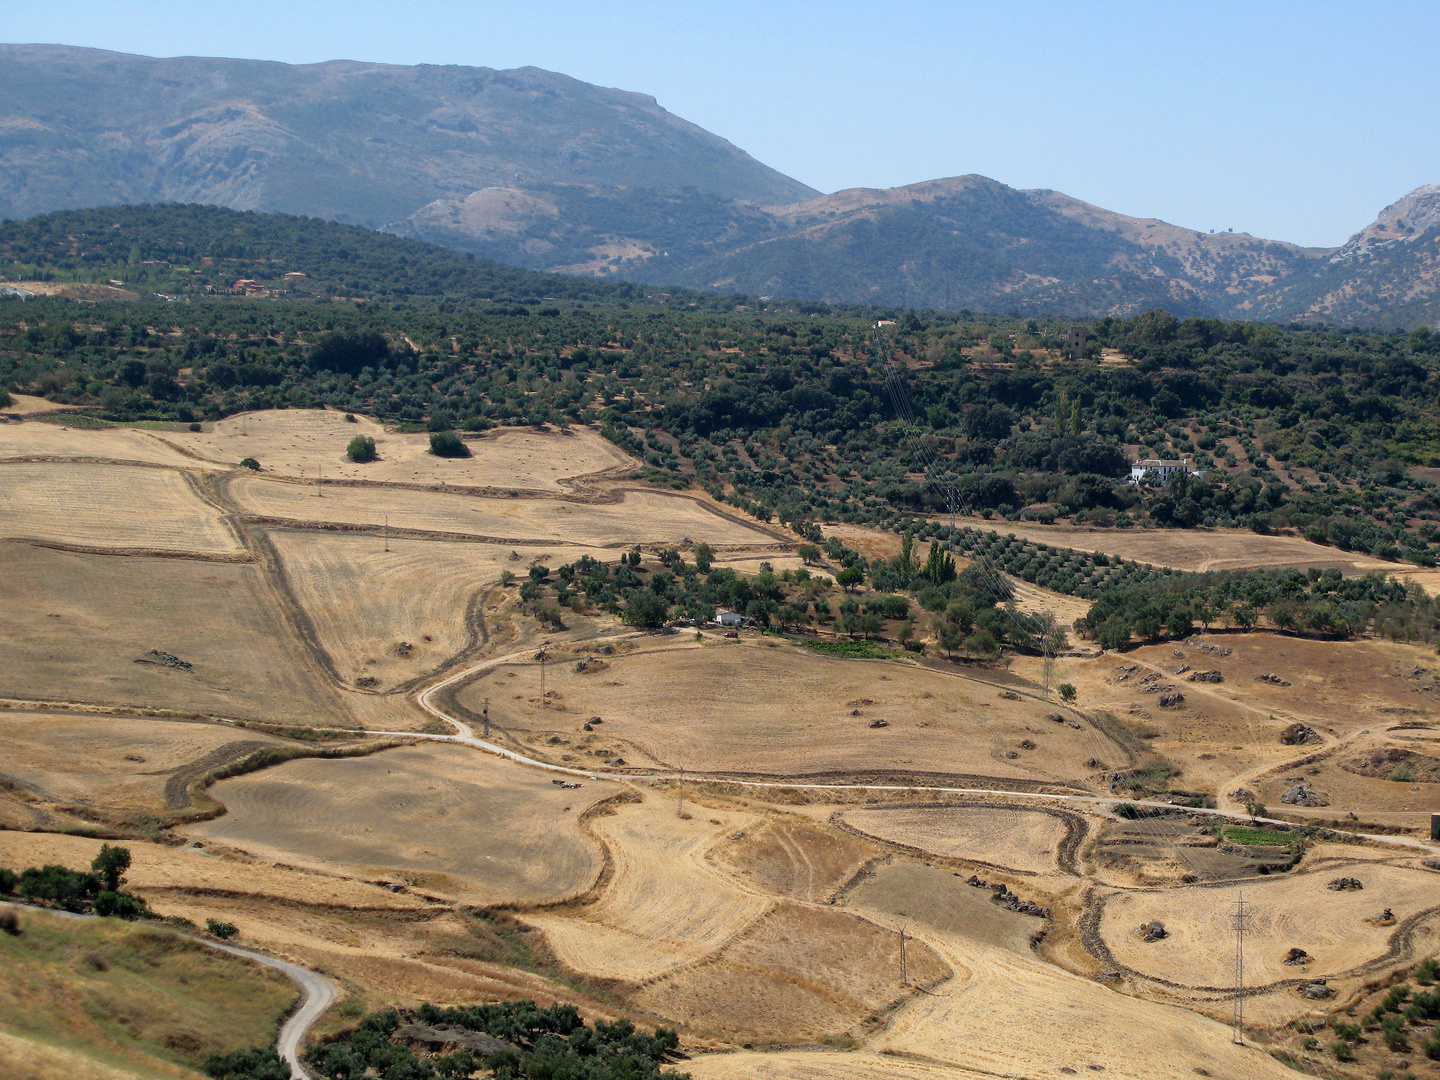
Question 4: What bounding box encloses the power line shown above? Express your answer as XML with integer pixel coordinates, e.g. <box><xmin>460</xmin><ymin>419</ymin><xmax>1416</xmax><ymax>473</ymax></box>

<box><xmin>1230</xmin><ymin>893</ymin><xmax>1252</xmax><ymax>1044</ymax></box>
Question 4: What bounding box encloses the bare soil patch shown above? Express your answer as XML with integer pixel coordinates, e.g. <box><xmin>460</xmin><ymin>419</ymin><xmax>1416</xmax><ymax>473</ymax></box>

<box><xmin>189</xmin><ymin>743</ymin><xmax>616</xmax><ymax>904</ymax></box>
<box><xmin>714</xmin><ymin>816</ymin><xmax>877</xmax><ymax>903</ymax></box>
<box><xmin>0</xmin><ymin>462</ymin><xmax>241</xmax><ymax>554</ymax></box>
<box><xmin>845</xmin><ymin>858</ymin><xmax>1042</xmax><ymax>955</ymax></box>
<box><xmin>633</xmin><ymin>901</ymin><xmax>948</xmax><ymax>1043</ymax></box>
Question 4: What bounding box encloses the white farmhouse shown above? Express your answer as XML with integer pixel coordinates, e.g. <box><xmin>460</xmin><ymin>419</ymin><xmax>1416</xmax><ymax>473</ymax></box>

<box><xmin>1128</xmin><ymin>457</ymin><xmax>1201</xmax><ymax>484</ymax></box>
<box><xmin>714</xmin><ymin>610</ymin><xmax>745</xmax><ymax>627</ymax></box>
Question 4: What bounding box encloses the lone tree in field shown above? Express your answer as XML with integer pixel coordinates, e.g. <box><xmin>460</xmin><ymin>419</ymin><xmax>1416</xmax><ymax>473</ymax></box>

<box><xmin>346</xmin><ymin>435</ymin><xmax>377</xmax><ymax>462</ymax></box>
<box><xmin>239</xmin><ymin>456</ymin><xmax>260</xmax><ymax>471</ymax></box>
<box><xmin>429</xmin><ymin>430</ymin><xmax>470</xmax><ymax>458</ymax></box>
<box><xmin>91</xmin><ymin>844</ymin><xmax>131</xmax><ymax>893</ymax></box>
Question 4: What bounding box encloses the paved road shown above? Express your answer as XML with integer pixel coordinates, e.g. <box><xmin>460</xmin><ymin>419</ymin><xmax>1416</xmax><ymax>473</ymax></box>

<box><xmin>0</xmin><ymin>900</ymin><xmax>334</xmax><ymax>1079</ymax></box>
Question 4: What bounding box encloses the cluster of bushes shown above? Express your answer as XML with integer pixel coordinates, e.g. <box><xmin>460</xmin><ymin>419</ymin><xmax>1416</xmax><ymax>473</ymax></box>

<box><xmin>0</xmin><ymin>844</ymin><xmax>146</xmax><ymax>918</ymax></box>
<box><xmin>209</xmin><ymin>1001</ymin><xmax>689</xmax><ymax>1080</ymax></box>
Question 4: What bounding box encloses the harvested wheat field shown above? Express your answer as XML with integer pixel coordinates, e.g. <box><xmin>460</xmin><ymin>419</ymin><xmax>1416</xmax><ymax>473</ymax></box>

<box><xmin>634</xmin><ymin>900</ymin><xmax>949</xmax><ymax>1043</ymax></box>
<box><xmin>472</xmin><ymin>641</ymin><xmax>1108</xmax><ymax>784</ymax></box>
<box><xmin>164</xmin><ymin>412</ymin><xmax>634</xmax><ymax>488</ymax></box>
<box><xmin>951</xmin><ymin>516</ymin><xmax>1410</xmax><ymax>576</ymax></box>
<box><xmin>1097</xmin><ymin>858</ymin><xmax>1440</xmax><ymax>991</ymax></box>
<box><xmin>849</xmin><ymin>887</ymin><xmax>1298</xmax><ymax>1080</ymax></box>
<box><xmin>0</xmin><ymin>461</ymin><xmax>241</xmax><ymax>554</ymax></box>
<box><xmin>265</xmin><ymin>531</ymin><xmax>616</xmax><ymax>692</ymax></box>
<box><xmin>0</xmin><ymin>543</ymin><xmax>346</xmax><ymax>723</ymax></box>
<box><xmin>685</xmin><ymin>1050</ymin><xmax>998</xmax><ymax>1080</ymax></box>
<box><xmin>523</xmin><ymin>794</ymin><xmax>770</xmax><ymax>982</ymax></box>
<box><xmin>713</xmin><ymin>816</ymin><xmax>877</xmax><ymax>903</ymax></box>
<box><xmin>1253</xmin><ymin>733</ymin><xmax>1440</xmax><ymax>829</ymax></box>
<box><xmin>189</xmin><ymin>742</ymin><xmax>617</xmax><ymax>904</ymax></box>
<box><xmin>838</xmin><ymin>804</ymin><xmax>1077</xmax><ymax>876</ymax></box>
<box><xmin>0</xmin><ymin>419</ymin><xmax>203</xmax><ymax>468</ymax></box>
<box><xmin>232</xmin><ymin>475</ymin><xmax>781</xmax><ymax>548</ymax></box>
<box><xmin>0</xmin><ymin>906</ymin><xmax>295</xmax><ymax>1080</ymax></box>
<box><xmin>0</xmin><ymin>711</ymin><xmax>288</xmax><ymax>820</ymax></box>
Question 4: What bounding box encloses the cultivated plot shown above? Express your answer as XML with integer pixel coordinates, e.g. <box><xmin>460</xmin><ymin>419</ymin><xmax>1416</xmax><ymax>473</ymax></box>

<box><xmin>265</xmin><ymin>531</ymin><xmax>615</xmax><ymax>691</ymax></box>
<box><xmin>189</xmin><ymin>743</ymin><xmax>617</xmax><ymax>905</ymax></box>
<box><xmin>714</xmin><ymin>817</ymin><xmax>877</xmax><ymax>904</ymax></box>
<box><xmin>838</xmin><ymin>805</ymin><xmax>1074</xmax><ymax>876</ymax></box>
<box><xmin>232</xmin><ymin>475</ymin><xmax>780</xmax><ymax>548</ymax></box>
<box><xmin>0</xmin><ymin>711</ymin><xmax>288</xmax><ymax>820</ymax></box>
<box><xmin>474</xmin><ymin>642</ymin><xmax>1106</xmax><ymax>784</ymax></box>
<box><xmin>522</xmin><ymin>794</ymin><xmax>770</xmax><ymax>982</ymax></box>
<box><xmin>634</xmin><ymin>901</ymin><xmax>949</xmax><ymax>1043</ymax></box>
<box><xmin>165</xmin><ymin>412</ymin><xmax>634</xmax><ymax>489</ymax></box>
<box><xmin>0</xmin><ymin>543</ymin><xmax>347</xmax><ymax>724</ymax></box>
<box><xmin>1097</xmin><ymin>859</ymin><xmax>1440</xmax><ymax>989</ymax></box>
<box><xmin>0</xmin><ymin>461</ymin><xmax>241</xmax><ymax>554</ymax></box>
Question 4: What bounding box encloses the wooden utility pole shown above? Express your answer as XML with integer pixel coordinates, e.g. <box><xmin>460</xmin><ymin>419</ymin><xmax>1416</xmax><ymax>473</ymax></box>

<box><xmin>677</xmin><ymin>767</ymin><xmax>685</xmax><ymax>816</ymax></box>
<box><xmin>482</xmin><ymin>698</ymin><xmax>490</xmax><ymax>740</ymax></box>
<box><xmin>383</xmin><ymin>513</ymin><xmax>389</xmax><ymax>552</ymax></box>
<box><xmin>899</xmin><ymin>924</ymin><xmax>908</xmax><ymax>985</ymax></box>
<box><xmin>538</xmin><ymin>651</ymin><xmax>547</xmax><ymax>705</ymax></box>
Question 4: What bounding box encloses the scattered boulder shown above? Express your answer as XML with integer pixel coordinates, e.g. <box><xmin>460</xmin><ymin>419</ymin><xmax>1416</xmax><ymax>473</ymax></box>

<box><xmin>1280</xmin><ymin>722</ymin><xmax>1319</xmax><ymax>745</ymax></box>
<box><xmin>1422</xmin><ymin>858</ymin><xmax>1440</xmax><ymax>872</ymax></box>
<box><xmin>142</xmin><ymin>649</ymin><xmax>192</xmax><ymax>670</ymax></box>
<box><xmin>597</xmin><ymin>644</ymin><xmax>614</xmax><ymax>655</ymax></box>
<box><xmin>1188</xmin><ymin>670</ymin><xmax>1223</xmax><ymax>683</ymax></box>
<box><xmin>1140</xmin><ymin>920</ymin><xmax>1168</xmax><ymax>942</ymax></box>
<box><xmin>1257</xmin><ymin>673</ymin><xmax>1291</xmax><ymax>686</ymax></box>
<box><xmin>1281</xmin><ymin>781</ymin><xmax>1328</xmax><ymax>807</ymax></box>
<box><xmin>967</xmin><ymin>875</ymin><xmax>988</xmax><ymax>887</ymax></box>
<box><xmin>355</xmin><ymin>676</ymin><xmax>379</xmax><ymax>688</ymax></box>
<box><xmin>1327</xmin><ymin>877</ymin><xmax>1364</xmax><ymax>891</ymax></box>
<box><xmin>1000</xmin><ymin>691</ymin><xmax>1021</xmax><ymax>700</ymax></box>
<box><xmin>395</xmin><ymin>641</ymin><xmax>413</xmax><ymax>657</ymax></box>
<box><xmin>1283</xmin><ymin>947</ymin><xmax>1309</xmax><ymax>965</ymax></box>
<box><xmin>1173</xmin><ymin>649</ymin><xmax>1185</xmax><ymax>658</ymax></box>
<box><xmin>1373</xmin><ymin>907</ymin><xmax>1396</xmax><ymax>926</ymax></box>
<box><xmin>1019</xmin><ymin>739</ymin><xmax>1036</xmax><ymax>750</ymax></box>
<box><xmin>1048</xmin><ymin>713</ymin><xmax>1067</xmax><ymax>723</ymax></box>
<box><xmin>574</xmin><ymin>658</ymin><xmax>590</xmax><ymax>672</ymax></box>
<box><xmin>1302</xmin><ymin>980</ymin><xmax>1336</xmax><ymax>1000</ymax></box>
<box><xmin>1006</xmin><ymin>750</ymin><xmax>1020</xmax><ymax>759</ymax></box>
<box><xmin>1229</xmin><ymin>787</ymin><xmax>1254</xmax><ymax>801</ymax></box>
<box><xmin>1096</xmin><ymin>968</ymin><xmax>1121</xmax><ymax>981</ymax></box>
<box><xmin>1174</xmin><ymin>664</ymin><xmax>1191</xmax><ymax>675</ymax></box>
<box><xmin>1085</xmin><ymin>757</ymin><xmax>1107</xmax><ymax>769</ymax></box>
<box><xmin>1159</xmin><ymin>693</ymin><xmax>1185</xmax><ymax>708</ymax></box>
<box><xmin>868</xmin><ymin>718</ymin><xmax>888</xmax><ymax>728</ymax></box>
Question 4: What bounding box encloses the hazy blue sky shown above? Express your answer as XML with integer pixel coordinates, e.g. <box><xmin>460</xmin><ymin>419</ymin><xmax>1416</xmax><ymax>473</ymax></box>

<box><xmin>7</xmin><ymin>0</ymin><xmax>1438</xmax><ymax>246</ymax></box>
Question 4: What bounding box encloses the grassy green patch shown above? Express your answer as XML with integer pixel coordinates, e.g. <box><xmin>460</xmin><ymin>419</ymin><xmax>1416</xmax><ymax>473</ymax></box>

<box><xmin>30</xmin><ymin>411</ymin><xmax>112</xmax><ymax>428</ymax></box>
<box><xmin>0</xmin><ymin>907</ymin><xmax>294</xmax><ymax>1077</ymax></box>
<box><xmin>1223</xmin><ymin>826</ymin><xmax>1294</xmax><ymax>846</ymax></box>
<box><xmin>801</xmin><ymin>639</ymin><xmax>898</xmax><ymax>660</ymax></box>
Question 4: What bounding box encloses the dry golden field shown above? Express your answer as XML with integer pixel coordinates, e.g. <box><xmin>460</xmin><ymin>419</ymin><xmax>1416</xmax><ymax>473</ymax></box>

<box><xmin>231</xmin><ymin>475</ymin><xmax>781</xmax><ymax>548</ymax></box>
<box><xmin>0</xmin><ymin>419</ymin><xmax>201</xmax><ymax>467</ymax></box>
<box><xmin>189</xmin><ymin>743</ymin><xmax>618</xmax><ymax>904</ymax></box>
<box><xmin>468</xmin><ymin>640</ymin><xmax>1106</xmax><ymax>784</ymax></box>
<box><xmin>838</xmin><ymin>804</ymin><xmax>1073</xmax><ymax>875</ymax></box>
<box><xmin>523</xmin><ymin>794</ymin><xmax>771</xmax><ymax>982</ymax></box>
<box><xmin>1097</xmin><ymin>857</ymin><xmax>1440</xmax><ymax>989</ymax></box>
<box><xmin>0</xmin><ymin>462</ymin><xmax>241</xmax><ymax>553</ymax></box>
<box><xmin>163</xmin><ymin>412</ymin><xmax>633</xmax><ymax>488</ymax></box>
<box><xmin>713</xmin><ymin>816</ymin><xmax>877</xmax><ymax>903</ymax></box>
<box><xmin>0</xmin><ymin>543</ymin><xmax>347</xmax><ymax>723</ymax></box>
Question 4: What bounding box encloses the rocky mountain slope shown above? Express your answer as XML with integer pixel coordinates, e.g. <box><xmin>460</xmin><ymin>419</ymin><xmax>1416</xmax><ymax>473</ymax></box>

<box><xmin>4</xmin><ymin>45</ymin><xmax>1440</xmax><ymax>325</ymax></box>
<box><xmin>0</xmin><ymin>44</ymin><xmax>814</xmax><ymax>228</ymax></box>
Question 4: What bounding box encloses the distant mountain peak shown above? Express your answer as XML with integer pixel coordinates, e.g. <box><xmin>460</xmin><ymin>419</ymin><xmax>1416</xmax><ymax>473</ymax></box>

<box><xmin>1331</xmin><ymin>184</ymin><xmax>1440</xmax><ymax>264</ymax></box>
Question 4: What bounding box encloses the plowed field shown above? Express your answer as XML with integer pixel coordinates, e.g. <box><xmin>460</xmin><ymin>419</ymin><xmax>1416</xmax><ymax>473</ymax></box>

<box><xmin>839</xmin><ymin>805</ymin><xmax>1072</xmax><ymax>875</ymax></box>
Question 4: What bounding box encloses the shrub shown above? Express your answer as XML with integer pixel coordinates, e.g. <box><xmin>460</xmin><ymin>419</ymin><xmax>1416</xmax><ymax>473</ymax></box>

<box><xmin>343</xmin><ymin>412</ymin><xmax>357</xmax><ymax>423</ymax></box>
<box><xmin>91</xmin><ymin>844</ymin><xmax>131</xmax><ymax>892</ymax></box>
<box><xmin>346</xmin><ymin>434</ymin><xmax>377</xmax><ymax>462</ymax></box>
<box><xmin>428</xmin><ymin>430</ymin><xmax>470</xmax><ymax>458</ymax></box>
<box><xmin>93</xmin><ymin>890</ymin><xmax>145</xmax><ymax>919</ymax></box>
<box><xmin>239</xmin><ymin>457</ymin><xmax>260</xmax><ymax>471</ymax></box>
<box><xmin>1058</xmin><ymin>683</ymin><xmax>1077</xmax><ymax>702</ymax></box>
<box><xmin>0</xmin><ymin>387</ymin><xmax>11</xmax><ymax>409</ymax></box>
<box><xmin>1330</xmin><ymin>1040</ymin><xmax>1354</xmax><ymax>1062</ymax></box>
<box><xmin>204</xmin><ymin>1046</ymin><xmax>290</xmax><ymax>1080</ymax></box>
<box><xmin>0</xmin><ymin>867</ymin><xmax>15</xmax><ymax>894</ymax></box>
<box><xmin>206</xmin><ymin>918</ymin><xmax>239</xmax><ymax>940</ymax></box>
<box><xmin>0</xmin><ymin>910</ymin><xmax>18</xmax><ymax>936</ymax></box>
<box><xmin>189</xmin><ymin>421</ymin><xmax>202</xmax><ymax>432</ymax></box>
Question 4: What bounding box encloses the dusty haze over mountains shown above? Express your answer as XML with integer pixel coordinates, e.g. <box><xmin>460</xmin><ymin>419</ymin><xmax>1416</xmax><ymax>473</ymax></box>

<box><xmin>2</xmin><ymin>43</ymin><xmax>1440</xmax><ymax>326</ymax></box>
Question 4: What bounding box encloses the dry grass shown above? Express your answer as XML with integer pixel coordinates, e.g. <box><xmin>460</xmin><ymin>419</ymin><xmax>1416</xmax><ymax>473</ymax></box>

<box><xmin>633</xmin><ymin>901</ymin><xmax>948</xmax><ymax>1042</ymax></box>
<box><xmin>189</xmin><ymin>743</ymin><xmax>616</xmax><ymax>904</ymax></box>
<box><xmin>0</xmin><ymin>421</ymin><xmax>202</xmax><ymax>468</ymax></box>
<box><xmin>162</xmin><ymin>412</ymin><xmax>634</xmax><ymax>488</ymax></box>
<box><xmin>950</xmin><ymin>516</ymin><xmax>1410</xmax><ymax>576</ymax></box>
<box><xmin>0</xmin><ymin>543</ymin><xmax>347</xmax><ymax>725</ymax></box>
<box><xmin>685</xmin><ymin>1050</ymin><xmax>998</xmax><ymax>1080</ymax></box>
<box><xmin>0</xmin><ymin>907</ymin><xmax>294</xmax><ymax>1079</ymax></box>
<box><xmin>232</xmin><ymin>476</ymin><xmax>778</xmax><ymax>548</ymax></box>
<box><xmin>523</xmin><ymin>794</ymin><xmax>770</xmax><ymax>982</ymax></box>
<box><xmin>470</xmin><ymin>641</ymin><xmax>1101</xmax><ymax>784</ymax></box>
<box><xmin>0</xmin><ymin>462</ymin><xmax>241</xmax><ymax>554</ymax></box>
<box><xmin>839</xmin><ymin>806</ymin><xmax>1070</xmax><ymax>875</ymax></box>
